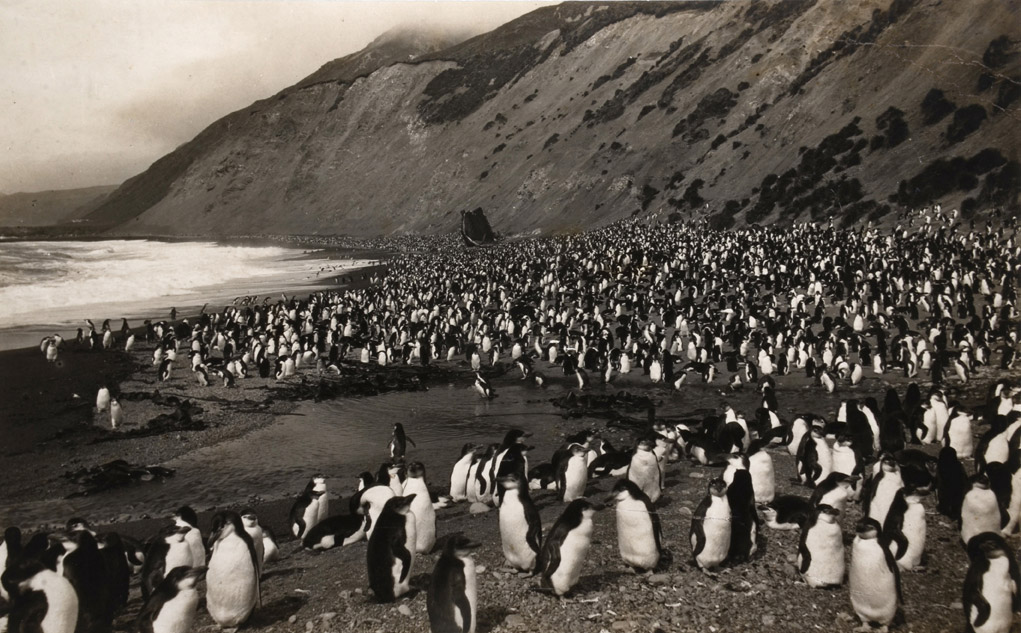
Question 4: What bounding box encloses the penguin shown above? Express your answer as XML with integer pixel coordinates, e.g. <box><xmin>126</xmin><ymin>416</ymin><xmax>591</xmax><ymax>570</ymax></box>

<box><xmin>289</xmin><ymin>474</ymin><xmax>327</xmax><ymax>540</ymax></box>
<box><xmin>797</xmin><ymin>426</ymin><xmax>832</xmax><ymax>488</ymax></box>
<box><xmin>239</xmin><ymin>509</ymin><xmax>267</xmax><ymax>573</ymax></box>
<box><xmin>747</xmin><ymin>441</ymin><xmax>776</xmax><ymax>504</ymax></box>
<box><xmin>49</xmin><ymin>529</ymin><xmax>113</xmax><ymax>633</ymax></box>
<box><xmin>727</xmin><ymin>469</ymin><xmax>759</xmax><ymax>564</ymax></box>
<box><xmin>691</xmin><ymin>478</ymin><xmax>731</xmax><ymax>571</ymax></box>
<box><xmin>473</xmin><ymin>372</ymin><xmax>495</xmax><ymax>399</ymax></box>
<box><xmin>142</xmin><ymin>524</ymin><xmax>194</xmax><ymax>602</ymax></box>
<box><xmin>389</xmin><ymin>422</ymin><xmax>416</xmax><ymax>460</ymax></box>
<box><xmin>557</xmin><ymin>443</ymin><xmax>588</xmax><ymax>503</ymax></box>
<box><xmin>109</xmin><ymin>398</ymin><xmax>123</xmax><ymax>429</ymax></box>
<box><xmin>497</xmin><ymin>473</ymin><xmax>542</xmax><ymax>573</ymax></box>
<box><xmin>831</xmin><ymin>434</ymin><xmax>864</xmax><ymax>501</ymax></box>
<box><xmin>961</xmin><ymin>474</ymin><xmax>1007</xmax><ymax>545</ymax></box>
<box><xmin>760</xmin><ymin>495</ymin><xmax>813</xmax><ymax>530</ymax></box>
<box><xmin>136</xmin><ymin>566</ymin><xmax>206</xmax><ymax>633</ymax></box>
<box><xmin>366</xmin><ymin>495</ymin><xmax>417</xmax><ymax>602</ymax></box>
<box><xmin>937</xmin><ymin>445</ymin><xmax>967</xmax><ymax>521</ymax></box>
<box><xmin>158</xmin><ymin>358</ymin><xmax>172</xmax><ymax>382</ymax></box>
<box><xmin>427</xmin><ymin>534</ymin><xmax>478</xmax><ymax>633</ymax></box>
<box><xmin>357</xmin><ymin>484</ymin><xmax>396</xmax><ymax>540</ymax></box>
<box><xmin>96</xmin><ymin>386</ymin><xmax>111</xmax><ymax>413</ymax></box>
<box><xmin>849</xmin><ymin>518</ymin><xmax>903</xmax><ymax>630</ymax></box>
<box><xmin>627</xmin><ymin>437</ymin><xmax>663</xmax><ymax>503</ymax></box>
<box><xmin>65</xmin><ymin>519</ymin><xmax>130</xmax><ymax>615</ymax></box>
<box><xmin>798</xmin><ymin>504</ymin><xmax>845</xmax><ymax>588</ymax></box>
<box><xmin>404</xmin><ymin>462</ymin><xmax>437</xmax><ymax>554</ymax></box>
<box><xmin>302</xmin><ymin>514</ymin><xmax>365</xmax><ymax>551</ymax></box>
<box><xmin>173</xmin><ymin>506</ymin><xmax>205</xmax><ymax>567</ymax></box>
<box><xmin>809</xmin><ymin>472</ymin><xmax>858</xmax><ymax>515</ymax></box>
<box><xmin>538</xmin><ymin>498</ymin><xmax>601</xmax><ymax>596</ymax></box>
<box><xmin>883</xmin><ymin>488</ymin><xmax>927</xmax><ymax>572</ymax></box>
<box><xmin>962</xmin><ymin>532</ymin><xmax>1021</xmax><ymax>633</ymax></box>
<box><xmin>261</xmin><ymin>525</ymin><xmax>280</xmax><ymax>564</ymax></box>
<box><xmin>2</xmin><ymin>557</ymin><xmax>79</xmax><ymax>633</ymax></box>
<box><xmin>606</xmin><ymin>478</ymin><xmax>662</xmax><ymax>573</ymax></box>
<box><xmin>449</xmin><ymin>444</ymin><xmax>478</xmax><ymax>502</ymax></box>
<box><xmin>0</xmin><ymin>525</ymin><xmax>20</xmax><ymax>602</ymax></box>
<box><xmin>944</xmin><ymin>408</ymin><xmax>975</xmax><ymax>459</ymax></box>
<box><xmin>863</xmin><ymin>454</ymin><xmax>905</xmax><ymax>527</ymax></box>
<box><xmin>206</xmin><ymin>511</ymin><xmax>260</xmax><ymax>629</ymax></box>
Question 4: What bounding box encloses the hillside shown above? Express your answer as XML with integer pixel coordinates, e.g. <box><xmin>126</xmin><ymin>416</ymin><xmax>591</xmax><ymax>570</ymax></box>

<box><xmin>0</xmin><ymin>185</ymin><xmax>116</xmax><ymax>228</ymax></box>
<box><xmin>86</xmin><ymin>0</ymin><xmax>1020</xmax><ymax>237</ymax></box>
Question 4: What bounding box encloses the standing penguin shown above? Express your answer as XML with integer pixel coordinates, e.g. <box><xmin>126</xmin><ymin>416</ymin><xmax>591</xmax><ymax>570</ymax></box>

<box><xmin>173</xmin><ymin>506</ymin><xmax>205</xmax><ymax>567</ymax></box>
<box><xmin>863</xmin><ymin>454</ymin><xmax>905</xmax><ymax>527</ymax></box>
<box><xmin>557</xmin><ymin>443</ymin><xmax>589</xmax><ymax>503</ymax></box>
<box><xmin>427</xmin><ymin>534</ymin><xmax>478</xmax><ymax>633</ymax></box>
<box><xmin>797</xmin><ymin>426</ymin><xmax>832</xmax><ymax>487</ymax></box>
<box><xmin>883</xmin><ymin>488</ymin><xmax>928</xmax><ymax>572</ymax></box>
<box><xmin>366</xmin><ymin>495</ymin><xmax>417</xmax><ymax>602</ymax></box>
<box><xmin>96</xmin><ymin>386</ymin><xmax>111</xmax><ymax>413</ymax></box>
<box><xmin>497</xmin><ymin>473</ymin><xmax>542</xmax><ymax>573</ymax></box>
<box><xmin>963</xmin><ymin>532</ymin><xmax>1021</xmax><ymax>633</ymax></box>
<box><xmin>627</xmin><ymin>437</ymin><xmax>663</xmax><ymax>503</ymax></box>
<box><xmin>142</xmin><ymin>524</ymin><xmax>194</xmax><ymax>601</ymax></box>
<box><xmin>538</xmin><ymin>498</ymin><xmax>601</xmax><ymax>596</ymax></box>
<box><xmin>691</xmin><ymin>478</ymin><xmax>732</xmax><ymax>572</ymax></box>
<box><xmin>289</xmin><ymin>474</ymin><xmax>327</xmax><ymax>540</ymax></box>
<box><xmin>849</xmin><ymin>518</ymin><xmax>903</xmax><ymax>630</ymax></box>
<box><xmin>450</xmin><ymin>444</ymin><xmax>479</xmax><ymax>502</ymax></box>
<box><xmin>937</xmin><ymin>446</ymin><xmax>967</xmax><ymax>521</ymax></box>
<box><xmin>798</xmin><ymin>504</ymin><xmax>845</xmax><ymax>588</ymax></box>
<box><xmin>49</xmin><ymin>529</ymin><xmax>112</xmax><ymax>633</ymax></box>
<box><xmin>136</xmin><ymin>566</ymin><xmax>206</xmax><ymax>633</ymax></box>
<box><xmin>206</xmin><ymin>511</ymin><xmax>260</xmax><ymax>629</ymax></box>
<box><xmin>606</xmin><ymin>479</ymin><xmax>662</xmax><ymax>573</ymax></box>
<box><xmin>388</xmin><ymin>422</ymin><xmax>416</xmax><ymax>460</ymax></box>
<box><xmin>239</xmin><ymin>509</ymin><xmax>266</xmax><ymax>573</ymax></box>
<box><xmin>727</xmin><ymin>469</ymin><xmax>759</xmax><ymax>564</ymax></box>
<box><xmin>109</xmin><ymin>398</ymin><xmax>123</xmax><ymax>429</ymax></box>
<box><xmin>404</xmin><ymin>462</ymin><xmax>437</xmax><ymax>554</ymax></box>
<box><xmin>747</xmin><ymin>441</ymin><xmax>776</xmax><ymax>504</ymax></box>
<box><xmin>960</xmin><ymin>474</ymin><xmax>1007</xmax><ymax>545</ymax></box>
<box><xmin>3</xmin><ymin>557</ymin><xmax>79</xmax><ymax>633</ymax></box>
<box><xmin>809</xmin><ymin>473</ymin><xmax>858</xmax><ymax>515</ymax></box>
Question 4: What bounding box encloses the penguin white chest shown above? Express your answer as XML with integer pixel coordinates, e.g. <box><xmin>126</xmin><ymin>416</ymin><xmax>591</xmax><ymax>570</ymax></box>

<box><xmin>616</xmin><ymin>499</ymin><xmax>659</xmax><ymax>570</ymax></box>
<box><xmin>207</xmin><ymin>536</ymin><xmax>258</xmax><ymax>627</ymax></box>
<box><xmin>550</xmin><ymin>519</ymin><xmax>592</xmax><ymax>595</ymax></box>
<box><xmin>33</xmin><ymin>571</ymin><xmax>79</xmax><ymax>633</ymax></box>
<box><xmin>868</xmin><ymin>477</ymin><xmax>902</xmax><ymax>525</ymax></box>
<box><xmin>563</xmin><ymin>457</ymin><xmax>587</xmax><ymax>502</ymax></box>
<box><xmin>801</xmin><ymin>520</ymin><xmax>844</xmax><ymax>587</ymax></box>
<box><xmin>961</xmin><ymin>489</ymin><xmax>1001</xmax><ymax>543</ymax></box>
<box><xmin>456</xmin><ymin>555</ymin><xmax>478</xmax><ymax>633</ymax></box>
<box><xmin>406</xmin><ymin>479</ymin><xmax>436</xmax><ymax>554</ymax></box>
<box><xmin>499</xmin><ymin>494</ymin><xmax>536</xmax><ymax>570</ymax></box>
<box><xmin>849</xmin><ymin>540</ymin><xmax>898</xmax><ymax>625</ymax></box>
<box><xmin>153</xmin><ymin>587</ymin><xmax>199</xmax><ymax>633</ymax></box>
<box><xmin>450</xmin><ymin>456</ymin><xmax>473</xmax><ymax>501</ymax></box>
<box><xmin>391</xmin><ymin>515</ymin><xmax>417</xmax><ymax>595</ymax></box>
<box><xmin>972</xmin><ymin>557</ymin><xmax>1015</xmax><ymax>633</ymax></box>
<box><xmin>166</xmin><ymin>540</ymin><xmax>194</xmax><ymax>571</ymax></box>
<box><xmin>749</xmin><ymin>452</ymin><xmax>775</xmax><ymax>503</ymax></box>
<box><xmin>813</xmin><ymin>438</ymin><xmax>833</xmax><ymax>482</ymax></box>
<box><xmin>695</xmin><ymin>498</ymin><xmax>731</xmax><ymax>569</ymax></box>
<box><xmin>899</xmin><ymin>504</ymin><xmax>926</xmax><ymax>570</ymax></box>
<box><xmin>629</xmin><ymin>453</ymin><xmax>661</xmax><ymax>501</ymax></box>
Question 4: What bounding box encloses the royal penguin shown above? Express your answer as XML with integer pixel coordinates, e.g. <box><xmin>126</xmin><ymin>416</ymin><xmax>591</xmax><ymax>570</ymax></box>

<box><xmin>3</xmin><ymin>557</ymin><xmax>79</xmax><ymax>633</ymax></box>
<box><xmin>289</xmin><ymin>474</ymin><xmax>327</xmax><ymax>540</ymax></box>
<box><xmin>797</xmin><ymin>426</ymin><xmax>832</xmax><ymax>487</ymax></box>
<box><xmin>831</xmin><ymin>434</ymin><xmax>864</xmax><ymax>501</ymax></box>
<box><xmin>96</xmin><ymin>386</ymin><xmax>111</xmax><ymax>413</ymax></box>
<box><xmin>726</xmin><ymin>469</ymin><xmax>759</xmax><ymax>564</ymax></box>
<box><xmin>302</xmin><ymin>514</ymin><xmax>365</xmax><ymax>551</ymax></box>
<box><xmin>358</xmin><ymin>484</ymin><xmax>396</xmax><ymax>540</ymax></box>
<box><xmin>496</xmin><ymin>473</ymin><xmax>542</xmax><ymax>573</ymax></box>
<box><xmin>557</xmin><ymin>443</ymin><xmax>589</xmax><ymax>503</ymax></box>
<box><xmin>49</xmin><ymin>529</ymin><xmax>113</xmax><ymax>633</ymax></box>
<box><xmin>538</xmin><ymin>498</ymin><xmax>601</xmax><ymax>595</ymax></box>
<box><xmin>863</xmin><ymin>454</ymin><xmax>905</xmax><ymax>527</ymax></box>
<box><xmin>960</xmin><ymin>474</ymin><xmax>1008</xmax><ymax>545</ymax></box>
<box><xmin>450</xmin><ymin>443</ymin><xmax>479</xmax><ymax>502</ymax></box>
<box><xmin>691</xmin><ymin>478</ymin><xmax>731</xmax><ymax>571</ymax></box>
<box><xmin>747</xmin><ymin>440</ymin><xmax>776</xmax><ymax>503</ymax></box>
<box><xmin>205</xmin><ymin>511</ymin><xmax>260</xmax><ymax>628</ymax></box>
<box><xmin>366</xmin><ymin>495</ymin><xmax>417</xmax><ymax>602</ymax></box>
<box><xmin>173</xmin><ymin>506</ymin><xmax>205</xmax><ymax>567</ymax></box>
<box><xmin>627</xmin><ymin>437</ymin><xmax>663</xmax><ymax>503</ymax></box>
<box><xmin>962</xmin><ymin>531</ymin><xmax>1021</xmax><ymax>633</ymax></box>
<box><xmin>936</xmin><ymin>446</ymin><xmax>968</xmax><ymax>521</ymax></box>
<box><xmin>135</xmin><ymin>566</ymin><xmax>206</xmax><ymax>633</ymax></box>
<box><xmin>404</xmin><ymin>462</ymin><xmax>437</xmax><ymax>554</ymax></box>
<box><xmin>388</xmin><ymin>422</ymin><xmax>415</xmax><ymax>461</ymax></box>
<box><xmin>849</xmin><ymin>518</ymin><xmax>903</xmax><ymax>630</ymax></box>
<box><xmin>798</xmin><ymin>504</ymin><xmax>845</xmax><ymax>588</ymax></box>
<box><xmin>427</xmin><ymin>534</ymin><xmax>479</xmax><ymax>633</ymax></box>
<box><xmin>142</xmin><ymin>524</ymin><xmax>194</xmax><ymax>602</ymax></box>
<box><xmin>809</xmin><ymin>472</ymin><xmax>858</xmax><ymax>515</ymax></box>
<box><xmin>883</xmin><ymin>488</ymin><xmax>927</xmax><ymax>572</ymax></box>
<box><xmin>760</xmin><ymin>495</ymin><xmax>813</xmax><ymax>530</ymax></box>
<box><xmin>0</xmin><ymin>525</ymin><xmax>20</xmax><ymax>602</ymax></box>
<box><xmin>239</xmin><ymin>509</ymin><xmax>266</xmax><ymax>573</ymax></box>
<box><xmin>944</xmin><ymin>407</ymin><xmax>975</xmax><ymax>459</ymax></box>
<box><xmin>606</xmin><ymin>479</ymin><xmax>662</xmax><ymax>573</ymax></box>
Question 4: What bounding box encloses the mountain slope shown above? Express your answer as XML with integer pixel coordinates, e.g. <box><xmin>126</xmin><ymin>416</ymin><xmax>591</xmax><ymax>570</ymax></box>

<box><xmin>89</xmin><ymin>0</ymin><xmax>1020</xmax><ymax>236</ymax></box>
<box><xmin>0</xmin><ymin>185</ymin><xmax>117</xmax><ymax>227</ymax></box>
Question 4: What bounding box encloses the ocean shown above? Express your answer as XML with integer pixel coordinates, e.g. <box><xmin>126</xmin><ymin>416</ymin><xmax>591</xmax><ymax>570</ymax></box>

<box><xmin>0</xmin><ymin>239</ymin><xmax>376</xmax><ymax>351</ymax></box>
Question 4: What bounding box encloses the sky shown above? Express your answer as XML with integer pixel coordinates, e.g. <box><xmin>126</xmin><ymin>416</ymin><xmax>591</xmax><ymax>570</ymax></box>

<box><xmin>0</xmin><ymin>0</ymin><xmax>550</xmax><ymax>194</ymax></box>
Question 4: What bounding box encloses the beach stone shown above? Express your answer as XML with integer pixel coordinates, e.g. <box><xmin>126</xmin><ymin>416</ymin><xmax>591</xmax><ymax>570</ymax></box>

<box><xmin>397</xmin><ymin>604</ymin><xmax>412</xmax><ymax>617</ymax></box>
<box><xmin>505</xmin><ymin>614</ymin><xmax>525</xmax><ymax>627</ymax></box>
<box><xmin>288</xmin><ymin>615</ymin><xmax>297</xmax><ymax>624</ymax></box>
<box><xmin>611</xmin><ymin>621</ymin><xmax>633</xmax><ymax>630</ymax></box>
<box><xmin>477</xmin><ymin>565</ymin><xmax>486</xmax><ymax>573</ymax></box>
<box><xmin>689</xmin><ymin>471</ymin><xmax>704</xmax><ymax>478</ymax></box>
<box><xmin>836</xmin><ymin>611</ymin><xmax>854</xmax><ymax>622</ymax></box>
<box><xmin>648</xmin><ymin>573</ymin><xmax>671</xmax><ymax>585</ymax></box>
<box><xmin>950</xmin><ymin>601</ymin><xmax>963</xmax><ymax>610</ymax></box>
<box><xmin>761</xmin><ymin>615</ymin><xmax>776</xmax><ymax>626</ymax></box>
<box><xmin>677</xmin><ymin>506</ymin><xmax>693</xmax><ymax>517</ymax></box>
<box><xmin>469</xmin><ymin>502</ymin><xmax>491</xmax><ymax>514</ymax></box>
<box><xmin>320</xmin><ymin>612</ymin><xmax>336</xmax><ymax>621</ymax></box>
<box><xmin>305</xmin><ymin>620</ymin><xmax>314</xmax><ymax>631</ymax></box>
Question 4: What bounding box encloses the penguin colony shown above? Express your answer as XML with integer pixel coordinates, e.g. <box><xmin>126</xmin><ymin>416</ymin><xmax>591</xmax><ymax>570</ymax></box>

<box><xmin>7</xmin><ymin>206</ymin><xmax>1021</xmax><ymax>632</ymax></box>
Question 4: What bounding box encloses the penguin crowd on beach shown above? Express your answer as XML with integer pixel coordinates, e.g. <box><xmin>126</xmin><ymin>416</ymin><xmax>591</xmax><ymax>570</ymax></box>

<box><xmin>9</xmin><ymin>205</ymin><xmax>1021</xmax><ymax>631</ymax></box>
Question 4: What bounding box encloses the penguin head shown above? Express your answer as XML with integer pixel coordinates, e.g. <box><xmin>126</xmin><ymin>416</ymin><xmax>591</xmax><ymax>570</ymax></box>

<box><xmin>815</xmin><ymin>504</ymin><xmax>840</xmax><ymax>524</ymax></box>
<box><xmin>606</xmin><ymin>478</ymin><xmax>647</xmax><ymax>505</ymax></box>
<box><xmin>65</xmin><ymin>517</ymin><xmax>95</xmax><ymax>535</ymax></box>
<box><xmin>311</xmin><ymin>475</ymin><xmax>328</xmax><ymax>494</ymax></box>
<box><xmin>407</xmin><ymin>461</ymin><xmax>426</xmax><ymax>479</ymax></box>
<box><xmin>879</xmin><ymin>453</ymin><xmax>899</xmax><ymax>473</ymax></box>
<box><xmin>969</xmin><ymin>473</ymin><xmax>991</xmax><ymax>490</ymax></box>
<box><xmin>240</xmin><ymin>509</ymin><xmax>259</xmax><ymax>528</ymax></box>
<box><xmin>903</xmin><ymin>487</ymin><xmax>927</xmax><ymax>504</ymax></box>
<box><xmin>758</xmin><ymin>505</ymin><xmax>777</xmax><ymax>522</ymax></box>
<box><xmin>174</xmin><ymin>506</ymin><xmax>199</xmax><ymax>529</ymax></box>
<box><xmin>569</xmin><ymin>443</ymin><xmax>588</xmax><ymax>458</ymax></box>
<box><xmin>708</xmin><ymin>477</ymin><xmax>728</xmax><ymax>498</ymax></box>
<box><xmin>502</xmin><ymin>429</ymin><xmax>531</xmax><ymax>446</ymax></box>
<box><xmin>166</xmin><ymin>565</ymin><xmax>207</xmax><ymax>590</ymax></box>
<box><xmin>636</xmin><ymin>437</ymin><xmax>656</xmax><ymax>452</ymax></box>
<box><xmin>854</xmin><ymin>518</ymin><xmax>882</xmax><ymax>540</ymax></box>
<box><xmin>444</xmin><ymin>533</ymin><xmax>480</xmax><ymax>557</ymax></box>
<box><xmin>207</xmin><ymin>511</ymin><xmax>244</xmax><ymax>547</ymax></box>
<box><xmin>968</xmin><ymin>532</ymin><xmax>1011</xmax><ymax>560</ymax></box>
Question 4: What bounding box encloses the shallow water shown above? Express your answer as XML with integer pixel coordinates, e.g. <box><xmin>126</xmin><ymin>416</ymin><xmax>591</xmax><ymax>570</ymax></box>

<box><xmin>4</xmin><ymin>383</ymin><xmax>591</xmax><ymax>527</ymax></box>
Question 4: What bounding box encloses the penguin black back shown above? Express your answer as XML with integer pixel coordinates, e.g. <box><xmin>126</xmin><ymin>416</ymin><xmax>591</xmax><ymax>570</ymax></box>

<box><xmin>726</xmin><ymin>469</ymin><xmax>758</xmax><ymax>564</ymax></box>
<box><xmin>427</xmin><ymin>535</ymin><xmax>477</xmax><ymax>633</ymax></box>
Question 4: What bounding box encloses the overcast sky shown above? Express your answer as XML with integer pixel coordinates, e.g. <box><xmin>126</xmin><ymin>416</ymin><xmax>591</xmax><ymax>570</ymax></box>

<box><xmin>0</xmin><ymin>0</ymin><xmax>549</xmax><ymax>194</ymax></box>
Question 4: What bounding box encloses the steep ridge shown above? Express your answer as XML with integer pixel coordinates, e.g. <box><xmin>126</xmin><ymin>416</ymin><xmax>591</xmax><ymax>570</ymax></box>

<box><xmin>88</xmin><ymin>0</ymin><xmax>1020</xmax><ymax>237</ymax></box>
<box><xmin>0</xmin><ymin>185</ymin><xmax>116</xmax><ymax>227</ymax></box>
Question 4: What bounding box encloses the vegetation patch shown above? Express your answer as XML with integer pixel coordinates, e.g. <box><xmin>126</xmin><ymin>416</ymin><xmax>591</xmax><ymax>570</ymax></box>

<box><xmin>920</xmin><ymin>88</ymin><xmax>956</xmax><ymax>125</ymax></box>
<box><xmin>672</xmin><ymin>88</ymin><xmax>739</xmax><ymax>139</ymax></box>
<box><xmin>945</xmin><ymin>104</ymin><xmax>987</xmax><ymax>145</ymax></box>
<box><xmin>591</xmin><ymin>56</ymin><xmax>637</xmax><ymax>92</ymax></box>
<box><xmin>874</xmin><ymin>107</ymin><xmax>909</xmax><ymax>149</ymax></box>
<box><xmin>890</xmin><ymin>148</ymin><xmax>1008</xmax><ymax>208</ymax></box>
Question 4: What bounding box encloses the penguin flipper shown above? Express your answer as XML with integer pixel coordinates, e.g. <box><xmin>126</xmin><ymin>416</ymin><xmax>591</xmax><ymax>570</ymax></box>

<box><xmin>396</xmin><ymin>542</ymin><xmax>414</xmax><ymax>584</ymax></box>
<box><xmin>451</xmin><ymin>572</ymin><xmax>473</xmax><ymax>633</ymax></box>
<box><xmin>649</xmin><ymin>504</ymin><xmax>664</xmax><ymax>554</ymax></box>
<box><xmin>968</xmin><ymin>591</ymin><xmax>991</xmax><ymax>629</ymax></box>
<box><xmin>797</xmin><ymin>529</ymin><xmax>812</xmax><ymax>574</ymax></box>
<box><xmin>1010</xmin><ymin>554</ymin><xmax>1021</xmax><ymax>613</ymax></box>
<box><xmin>407</xmin><ymin>436</ymin><xmax>417</xmax><ymax>448</ymax></box>
<box><xmin>135</xmin><ymin>598</ymin><xmax>159</xmax><ymax>633</ymax></box>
